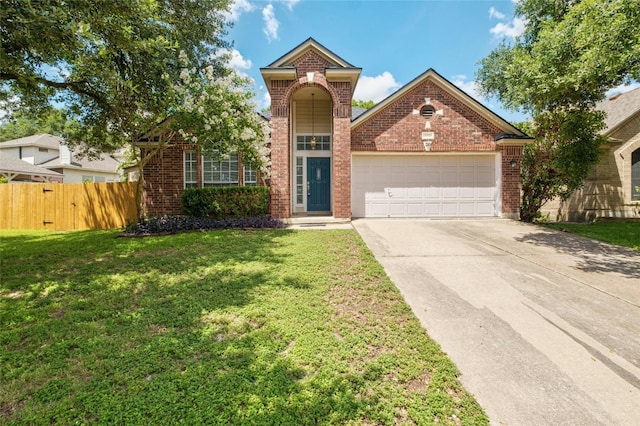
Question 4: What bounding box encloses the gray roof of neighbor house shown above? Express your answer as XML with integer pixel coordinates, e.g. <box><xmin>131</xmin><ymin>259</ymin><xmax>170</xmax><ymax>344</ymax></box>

<box><xmin>40</xmin><ymin>153</ymin><xmax>121</xmax><ymax>173</ymax></box>
<box><xmin>0</xmin><ymin>133</ymin><xmax>61</xmax><ymax>149</ymax></box>
<box><xmin>596</xmin><ymin>87</ymin><xmax>640</xmax><ymax>134</ymax></box>
<box><xmin>0</xmin><ymin>151</ymin><xmax>63</xmax><ymax>178</ymax></box>
<box><xmin>0</xmin><ymin>134</ymin><xmax>122</xmax><ymax>173</ymax></box>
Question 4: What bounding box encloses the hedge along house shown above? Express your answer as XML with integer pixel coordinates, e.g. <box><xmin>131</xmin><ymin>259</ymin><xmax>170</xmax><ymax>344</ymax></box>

<box><xmin>139</xmin><ymin>38</ymin><xmax>530</xmax><ymax>218</ymax></box>
<box><xmin>262</xmin><ymin>38</ymin><xmax>530</xmax><ymax>219</ymax></box>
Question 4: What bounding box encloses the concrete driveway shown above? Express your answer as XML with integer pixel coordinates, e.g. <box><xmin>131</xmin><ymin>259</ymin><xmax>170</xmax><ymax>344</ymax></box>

<box><xmin>352</xmin><ymin>218</ymin><xmax>640</xmax><ymax>426</ymax></box>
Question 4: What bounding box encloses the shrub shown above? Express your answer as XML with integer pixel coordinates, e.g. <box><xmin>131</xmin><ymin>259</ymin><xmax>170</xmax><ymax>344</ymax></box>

<box><xmin>182</xmin><ymin>186</ymin><xmax>269</xmax><ymax>219</ymax></box>
<box><xmin>122</xmin><ymin>215</ymin><xmax>285</xmax><ymax>236</ymax></box>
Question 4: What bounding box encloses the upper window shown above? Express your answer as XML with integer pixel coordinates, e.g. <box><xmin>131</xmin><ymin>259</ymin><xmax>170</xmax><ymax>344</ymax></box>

<box><xmin>297</xmin><ymin>135</ymin><xmax>330</xmax><ymax>151</ymax></box>
<box><xmin>632</xmin><ymin>148</ymin><xmax>640</xmax><ymax>201</ymax></box>
<box><xmin>203</xmin><ymin>154</ymin><xmax>238</xmax><ymax>186</ymax></box>
<box><xmin>184</xmin><ymin>150</ymin><xmax>197</xmax><ymax>188</ymax></box>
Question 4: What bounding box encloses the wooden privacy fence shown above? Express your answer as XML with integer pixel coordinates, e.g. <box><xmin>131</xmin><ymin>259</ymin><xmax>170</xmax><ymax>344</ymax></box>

<box><xmin>0</xmin><ymin>182</ymin><xmax>137</xmax><ymax>230</ymax></box>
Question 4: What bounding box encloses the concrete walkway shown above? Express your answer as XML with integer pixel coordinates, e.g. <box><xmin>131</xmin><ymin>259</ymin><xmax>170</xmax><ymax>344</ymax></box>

<box><xmin>353</xmin><ymin>218</ymin><xmax>640</xmax><ymax>426</ymax></box>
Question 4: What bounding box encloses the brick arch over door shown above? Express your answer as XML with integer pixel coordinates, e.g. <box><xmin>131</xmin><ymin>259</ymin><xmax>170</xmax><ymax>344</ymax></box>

<box><xmin>278</xmin><ymin>73</ymin><xmax>340</xmax><ymax>114</ymax></box>
<box><xmin>269</xmin><ymin>73</ymin><xmax>353</xmax><ymax>218</ymax></box>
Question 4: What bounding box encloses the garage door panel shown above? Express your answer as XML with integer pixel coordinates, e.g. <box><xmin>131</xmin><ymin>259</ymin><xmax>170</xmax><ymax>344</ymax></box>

<box><xmin>441</xmin><ymin>203</ymin><xmax>460</xmax><ymax>216</ymax></box>
<box><xmin>425</xmin><ymin>187</ymin><xmax>440</xmax><ymax>199</ymax></box>
<box><xmin>476</xmin><ymin>201</ymin><xmax>496</xmax><ymax>215</ymax></box>
<box><xmin>406</xmin><ymin>203</ymin><xmax>424</xmax><ymax>216</ymax></box>
<box><xmin>388</xmin><ymin>203</ymin><xmax>407</xmax><ymax>217</ymax></box>
<box><xmin>423</xmin><ymin>203</ymin><xmax>441</xmax><ymax>215</ymax></box>
<box><xmin>352</xmin><ymin>155</ymin><xmax>498</xmax><ymax>218</ymax></box>
<box><xmin>407</xmin><ymin>187</ymin><xmax>423</xmax><ymax>199</ymax></box>
<box><xmin>476</xmin><ymin>187</ymin><xmax>495</xmax><ymax>199</ymax></box>
<box><xmin>442</xmin><ymin>186</ymin><xmax>459</xmax><ymax>199</ymax></box>
<box><xmin>458</xmin><ymin>203</ymin><xmax>478</xmax><ymax>215</ymax></box>
<box><xmin>458</xmin><ymin>186</ymin><xmax>477</xmax><ymax>199</ymax></box>
<box><xmin>366</xmin><ymin>202</ymin><xmax>388</xmax><ymax>217</ymax></box>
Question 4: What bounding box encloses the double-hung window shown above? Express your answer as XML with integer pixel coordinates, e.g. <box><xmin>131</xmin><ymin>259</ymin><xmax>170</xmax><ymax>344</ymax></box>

<box><xmin>203</xmin><ymin>154</ymin><xmax>238</xmax><ymax>186</ymax></box>
<box><xmin>184</xmin><ymin>150</ymin><xmax>197</xmax><ymax>188</ymax></box>
<box><xmin>243</xmin><ymin>163</ymin><xmax>257</xmax><ymax>186</ymax></box>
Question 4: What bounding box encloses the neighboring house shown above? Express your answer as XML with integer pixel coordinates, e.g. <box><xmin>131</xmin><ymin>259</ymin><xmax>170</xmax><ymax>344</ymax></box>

<box><xmin>541</xmin><ymin>87</ymin><xmax>640</xmax><ymax>221</ymax></box>
<box><xmin>0</xmin><ymin>134</ymin><xmax>123</xmax><ymax>183</ymax></box>
<box><xmin>140</xmin><ymin>38</ymin><xmax>531</xmax><ymax>219</ymax></box>
<box><xmin>0</xmin><ymin>151</ymin><xmax>63</xmax><ymax>182</ymax></box>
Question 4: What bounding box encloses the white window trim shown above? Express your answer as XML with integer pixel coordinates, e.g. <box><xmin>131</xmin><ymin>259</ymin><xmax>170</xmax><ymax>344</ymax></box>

<box><xmin>184</xmin><ymin>150</ymin><xmax>197</xmax><ymax>188</ymax></box>
<box><xmin>202</xmin><ymin>154</ymin><xmax>239</xmax><ymax>187</ymax></box>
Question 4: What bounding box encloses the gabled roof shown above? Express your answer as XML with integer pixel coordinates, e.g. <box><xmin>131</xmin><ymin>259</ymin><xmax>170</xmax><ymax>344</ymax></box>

<box><xmin>0</xmin><ymin>151</ymin><xmax>63</xmax><ymax>178</ymax></box>
<box><xmin>0</xmin><ymin>134</ymin><xmax>61</xmax><ymax>150</ymax></box>
<box><xmin>40</xmin><ymin>153</ymin><xmax>121</xmax><ymax>174</ymax></box>
<box><xmin>0</xmin><ymin>133</ymin><xmax>122</xmax><ymax>174</ymax></box>
<box><xmin>351</xmin><ymin>68</ymin><xmax>529</xmax><ymax>139</ymax></box>
<box><xmin>596</xmin><ymin>87</ymin><xmax>640</xmax><ymax>135</ymax></box>
<box><xmin>260</xmin><ymin>38</ymin><xmax>362</xmax><ymax>93</ymax></box>
<box><xmin>264</xmin><ymin>37</ymin><xmax>356</xmax><ymax>69</ymax></box>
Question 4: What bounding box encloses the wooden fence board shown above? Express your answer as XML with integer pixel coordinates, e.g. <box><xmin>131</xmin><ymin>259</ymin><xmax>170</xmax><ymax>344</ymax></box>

<box><xmin>0</xmin><ymin>182</ymin><xmax>137</xmax><ymax>230</ymax></box>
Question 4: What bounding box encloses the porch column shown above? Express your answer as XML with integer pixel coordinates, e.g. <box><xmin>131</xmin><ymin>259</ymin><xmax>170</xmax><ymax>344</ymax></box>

<box><xmin>269</xmin><ymin>113</ymin><xmax>291</xmax><ymax>218</ymax></box>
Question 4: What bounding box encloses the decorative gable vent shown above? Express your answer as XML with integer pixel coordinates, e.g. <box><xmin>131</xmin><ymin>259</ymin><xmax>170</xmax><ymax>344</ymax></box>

<box><xmin>420</xmin><ymin>105</ymin><xmax>436</xmax><ymax>119</ymax></box>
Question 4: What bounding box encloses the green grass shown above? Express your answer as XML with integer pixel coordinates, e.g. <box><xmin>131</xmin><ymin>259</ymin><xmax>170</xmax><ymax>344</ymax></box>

<box><xmin>544</xmin><ymin>222</ymin><xmax>640</xmax><ymax>251</ymax></box>
<box><xmin>0</xmin><ymin>229</ymin><xmax>487</xmax><ymax>425</ymax></box>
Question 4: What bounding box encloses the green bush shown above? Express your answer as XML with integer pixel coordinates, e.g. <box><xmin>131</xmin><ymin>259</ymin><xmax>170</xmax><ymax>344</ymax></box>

<box><xmin>182</xmin><ymin>186</ymin><xmax>269</xmax><ymax>219</ymax></box>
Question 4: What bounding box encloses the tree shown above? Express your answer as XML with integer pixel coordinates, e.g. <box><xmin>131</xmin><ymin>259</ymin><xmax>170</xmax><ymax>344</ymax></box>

<box><xmin>172</xmin><ymin>54</ymin><xmax>271</xmax><ymax>176</ymax></box>
<box><xmin>0</xmin><ymin>107</ymin><xmax>71</xmax><ymax>142</ymax></box>
<box><xmin>1</xmin><ymin>0</ymin><xmax>232</xmax><ymax>156</ymax></box>
<box><xmin>476</xmin><ymin>0</ymin><xmax>640</xmax><ymax>221</ymax></box>
<box><xmin>351</xmin><ymin>99</ymin><xmax>375</xmax><ymax>110</ymax></box>
<box><xmin>129</xmin><ymin>56</ymin><xmax>271</xmax><ymax>218</ymax></box>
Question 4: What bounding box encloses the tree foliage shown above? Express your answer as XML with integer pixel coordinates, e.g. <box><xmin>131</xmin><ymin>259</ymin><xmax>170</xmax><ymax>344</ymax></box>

<box><xmin>476</xmin><ymin>0</ymin><xmax>640</xmax><ymax>221</ymax></box>
<box><xmin>0</xmin><ymin>107</ymin><xmax>71</xmax><ymax>142</ymax></box>
<box><xmin>1</xmin><ymin>0</ymin><xmax>232</xmax><ymax>156</ymax></box>
<box><xmin>351</xmin><ymin>99</ymin><xmax>376</xmax><ymax>110</ymax></box>
<box><xmin>172</xmin><ymin>54</ymin><xmax>271</xmax><ymax>176</ymax></box>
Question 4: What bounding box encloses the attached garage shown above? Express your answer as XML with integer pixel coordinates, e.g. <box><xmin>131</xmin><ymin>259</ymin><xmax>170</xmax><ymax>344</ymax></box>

<box><xmin>351</xmin><ymin>154</ymin><xmax>500</xmax><ymax>218</ymax></box>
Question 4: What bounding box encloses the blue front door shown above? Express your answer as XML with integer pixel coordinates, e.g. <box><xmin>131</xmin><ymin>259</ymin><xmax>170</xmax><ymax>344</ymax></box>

<box><xmin>307</xmin><ymin>157</ymin><xmax>331</xmax><ymax>212</ymax></box>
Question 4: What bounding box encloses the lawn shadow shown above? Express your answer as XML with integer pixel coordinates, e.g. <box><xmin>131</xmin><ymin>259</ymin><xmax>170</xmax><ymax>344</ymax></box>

<box><xmin>516</xmin><ymin>227</ymin><xmax>640</xmax><ymax>280</ymax></box>
<box><xmin>0</xmin><ymin>228</ymin><xmax>373</xmax><ymax>424</ymax></box>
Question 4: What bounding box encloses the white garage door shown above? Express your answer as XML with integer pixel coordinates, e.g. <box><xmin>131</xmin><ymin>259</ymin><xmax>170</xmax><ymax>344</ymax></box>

<box><xmin>352</xmin><ymin>155</ymin><xmax>499</xmax><ymax>218</ymax></box>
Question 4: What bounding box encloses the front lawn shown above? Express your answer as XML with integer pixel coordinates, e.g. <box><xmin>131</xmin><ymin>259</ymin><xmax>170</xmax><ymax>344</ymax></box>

<box><xmin>544</xmin><ymin>221</ymin><xmax>640</xmax><ymax>251</ymax></box>
<box><xmin>0</xmin><ymin>229</ymin><xmax>486</xmax><ymax>425</ymax></box>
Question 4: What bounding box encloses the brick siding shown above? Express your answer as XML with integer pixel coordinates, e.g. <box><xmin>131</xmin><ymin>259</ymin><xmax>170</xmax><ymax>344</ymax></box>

<box><xmin>268</xmin><ymin>50</ymin><xmax>354</xmax><ymax>218</ymax></box>
<box><xmin>141</xmin><ymin>141</ymin><xmax>260</xmax><ymax>217</ymax></box>
<box><xmin>143</xmin><ymin>43</ymin><xmax>527</xmax><ymax>219</ymax></box>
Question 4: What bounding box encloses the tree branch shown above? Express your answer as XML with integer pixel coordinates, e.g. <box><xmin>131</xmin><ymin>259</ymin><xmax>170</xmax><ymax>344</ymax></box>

<box><xmin>0</xmin><ymin>71</ymin><xmax>107</xmax><ymax>105</ymax></box>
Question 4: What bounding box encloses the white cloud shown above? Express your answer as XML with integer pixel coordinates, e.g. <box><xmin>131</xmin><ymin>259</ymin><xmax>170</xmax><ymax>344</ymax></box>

<box><xmin>489</xmin><ymin>7</ymin><xmax>506</xmax><ymax>20</ymax></box>
<box><xmin>450</xmin><ymin>75</ymin><xmax>486</xmax><ymax>103</ymax></box>
<box><xmin>220</xmin><ymin>48</ymin><xmax>253</xmax><ymax>70</ymax></box>
<box><xmin>262</xmin><ymin>91</ymin><xmax>271</xmax><ymax>109</ymax></box>
<box><xmin>226</xmin><ymin>0</ymin><xmax>255</xmax><ymax>21</ymax></box>
<box><xmin>262</xmin><ymin>4</ymin><xmax>279</xmax><ymax>42</ymax></box>
<box><xmin>279</xmin><ymin>0</ymin><xmax>300</xmax><ymax>11</ymax></box>
<box><xmin>353</xmin><ymin>72</ymin><xmax>401</xmax><ymax>103</ymax></box>
<box><xmin>490</xmin><ymin>17</ymin><xmax>526</xmax><ymax>39</ymax></box>
<box><xmin>605</xmin><ymin>82</ymin><xmax>640</xmax><ymax>98</ymax></box>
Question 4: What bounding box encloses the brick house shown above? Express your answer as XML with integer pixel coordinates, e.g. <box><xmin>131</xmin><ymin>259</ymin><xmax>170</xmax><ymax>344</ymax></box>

<box><xmin>140</xmin><ymin>38</ymin><xmax>531</xmax><ymax>219</ymax></box>
<box><xmin>541</xmin><ymin>87</ymin><xmax>640</xmax><ymax>221</ymax></box>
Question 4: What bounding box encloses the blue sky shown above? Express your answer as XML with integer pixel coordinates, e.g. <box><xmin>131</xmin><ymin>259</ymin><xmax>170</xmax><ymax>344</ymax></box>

<box><xmin>222</xmin><ymin>0</ymin><xmax>529</xmax><ymax>123</ymax></box>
